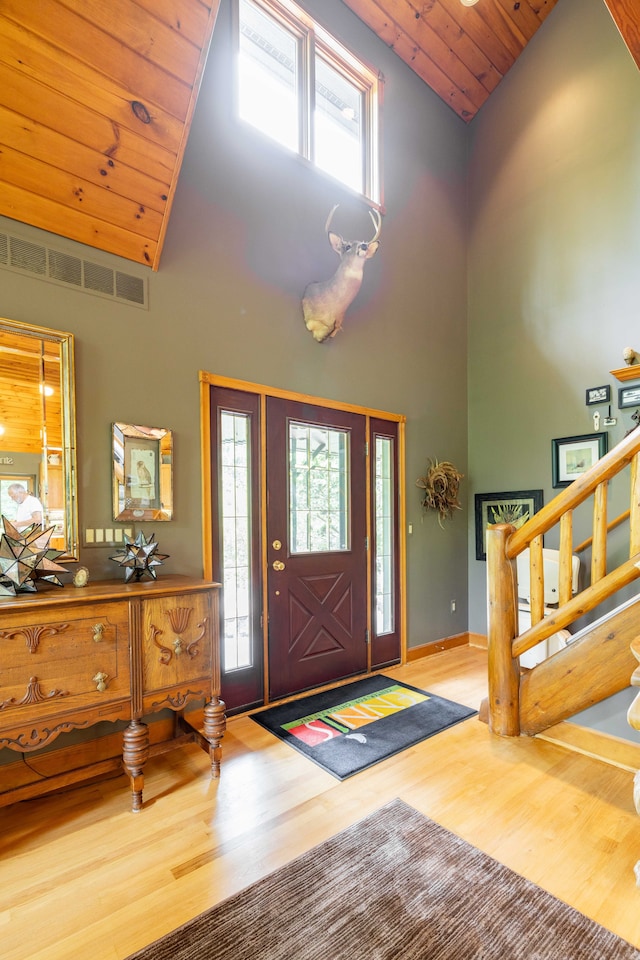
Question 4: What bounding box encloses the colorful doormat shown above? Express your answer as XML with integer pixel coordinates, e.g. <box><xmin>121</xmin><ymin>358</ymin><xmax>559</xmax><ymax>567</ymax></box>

<box><xmin>251</xmin><ymin>674</ymin><xmax>476</xmax><ymax>779</ymax></box>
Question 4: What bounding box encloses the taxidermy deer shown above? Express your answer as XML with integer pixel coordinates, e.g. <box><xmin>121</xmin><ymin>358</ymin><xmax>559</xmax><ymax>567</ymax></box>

<box><xmin>302</xmin><ymin>204</ymin><xmax>381</xmax><ymax>343</ymax></box>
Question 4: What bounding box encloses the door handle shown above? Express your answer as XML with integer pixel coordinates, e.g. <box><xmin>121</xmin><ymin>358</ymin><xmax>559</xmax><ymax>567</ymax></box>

<box><xmin>272</xmin><ymin>560</ymin><xmax>285</xmax><ymax>571</ymax></box>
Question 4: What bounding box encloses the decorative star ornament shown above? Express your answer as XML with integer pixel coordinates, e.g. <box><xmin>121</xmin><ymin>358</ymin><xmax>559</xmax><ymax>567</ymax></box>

<box><xmin>109</xmin><ymin>531</ymin><xmax>169</xmax><ymax>582</ymax></box>
<box><xmin>0</xmin><ymin>517</ymin><xmax>68</xmax><ymax>595</ymax></box>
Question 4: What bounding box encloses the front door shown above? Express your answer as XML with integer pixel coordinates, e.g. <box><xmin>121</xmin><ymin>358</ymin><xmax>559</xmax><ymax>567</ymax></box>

<box><xmin>265</xmin><ymin>396</ymin><xmax>368</xmax><ymax>700</ymax></box>
<box><xmin>206</xmin><ymin>378</ymin><xmax>402</xmax><ymax>713</ymax></box>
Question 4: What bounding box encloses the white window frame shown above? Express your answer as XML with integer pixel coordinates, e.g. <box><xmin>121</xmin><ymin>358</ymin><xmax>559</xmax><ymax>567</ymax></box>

<box><xmin>235</xmin><ymin>0</ymin><xmax>382</xmax><ymax>204</ymax></box>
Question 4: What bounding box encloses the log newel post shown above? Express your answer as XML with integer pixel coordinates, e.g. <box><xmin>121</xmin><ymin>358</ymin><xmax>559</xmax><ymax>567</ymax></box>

<box><xmin>487</xmin><ymin>523</ymin><xmax>520</xmax><ymax>737</ymax></box>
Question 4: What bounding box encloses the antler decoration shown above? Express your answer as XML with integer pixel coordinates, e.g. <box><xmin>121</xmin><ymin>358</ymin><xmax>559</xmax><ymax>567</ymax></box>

<box><xmin>416</xmin><ymin>460</ymin><xmax>464</xmax><ymax>527</ymax></box>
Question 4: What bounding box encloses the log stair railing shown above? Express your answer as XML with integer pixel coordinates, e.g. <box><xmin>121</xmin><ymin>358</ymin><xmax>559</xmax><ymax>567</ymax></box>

<box><xmin>485</xmin><ymin>426</ymin><xmax>640</xmax><ymax>739</ymax></box>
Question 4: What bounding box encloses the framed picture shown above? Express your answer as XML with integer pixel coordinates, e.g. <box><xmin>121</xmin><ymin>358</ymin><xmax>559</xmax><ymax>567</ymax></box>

<box><xmin>618</xmin><ymin>384</ymin><xmax>640</xmax><ymax>409</ymax></box>
<box><xmin>585</xmin><ymin>385</ymin><xmax>610</xmax><ymax>406</ymax></box>
<box><xmin>474</xmin><ymin>489</ymin><xmax>543</xmax><ymax>561</ymax></box>
<box><xmin>112</xmin><ymin>423</ymin><xmax>173</xmax><ymax>521</ymax></box>
<box><xmin>551</xmin><ymin>432</ymin><xmax>608</xmax><ymax>488</ymax></box>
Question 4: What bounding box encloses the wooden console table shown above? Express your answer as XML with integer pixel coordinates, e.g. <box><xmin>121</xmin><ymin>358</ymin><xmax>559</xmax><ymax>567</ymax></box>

<box><xmin>0</xmin><ymin>575</ymin><xmax>225</xmax><ymax>811</ymax></box>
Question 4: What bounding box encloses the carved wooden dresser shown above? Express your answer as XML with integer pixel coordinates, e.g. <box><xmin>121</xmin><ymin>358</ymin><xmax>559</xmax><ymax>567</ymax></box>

<box><xmin>0</xmin><ymin>575</ymin><xmax>225</xmax><ymax>811</ymax></box>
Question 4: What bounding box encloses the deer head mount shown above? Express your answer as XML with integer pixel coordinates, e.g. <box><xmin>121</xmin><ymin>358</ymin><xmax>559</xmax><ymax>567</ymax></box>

<box><xmin>302</xmin><ymin>204</ymin><xmax>381</xmax><ymax>343</ymax></box>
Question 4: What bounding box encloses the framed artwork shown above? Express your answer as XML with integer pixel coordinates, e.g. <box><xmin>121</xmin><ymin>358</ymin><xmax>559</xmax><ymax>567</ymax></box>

<box><xmin>551</xmin><ymin>432</ymin><xmax>608</xmax><ymax>488</ymax></box>
<box><xmin>474</xmin><ymin>489</ymin><xmax>543</xmax><ymax>561</ymax></box>
<box><xmin>585</xmin><ymin>385</ymin><xmax>610</xmax><ymax>406</ymax></box>
<box><xmin>618</xmin><ymin>384</ymin><xmax>640</xmax><ymax>409</ymax></box>
<box><xmin>112</xmin><ymin>423</ymin><xmax>173</xmax><ymax>521</ymax></box>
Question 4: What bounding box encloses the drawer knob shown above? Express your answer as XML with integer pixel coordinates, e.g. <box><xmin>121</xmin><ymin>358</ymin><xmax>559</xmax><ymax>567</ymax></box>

<box><xmin>93</xmin><ymin>623</ymin><xmax>105</xmax><ymax>643</ymax></box>
<box><xmin>93</xmin><ymin>671</ymin><xmax>109</xmax><ymax>692</ymax></box>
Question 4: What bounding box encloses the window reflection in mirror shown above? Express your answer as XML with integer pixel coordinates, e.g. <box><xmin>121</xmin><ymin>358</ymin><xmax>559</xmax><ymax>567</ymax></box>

<box><xmin>0</xmin><ymin>317</ymin><xmax>78</xmax><ymax>558</ymax></box>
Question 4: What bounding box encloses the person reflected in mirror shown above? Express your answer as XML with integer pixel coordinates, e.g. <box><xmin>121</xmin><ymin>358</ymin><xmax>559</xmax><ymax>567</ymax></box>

<box><xmin>7</xmin><ymin>483</ymin><xmax>44</xmax><ymax>532</ymax></box>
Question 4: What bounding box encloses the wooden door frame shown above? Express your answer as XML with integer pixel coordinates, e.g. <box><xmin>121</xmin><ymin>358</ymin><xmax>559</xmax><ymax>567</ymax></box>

<box><xmin>199</xmin><ymin>371</ymin><xmax>408</xmax><ymax>704</ymax></box>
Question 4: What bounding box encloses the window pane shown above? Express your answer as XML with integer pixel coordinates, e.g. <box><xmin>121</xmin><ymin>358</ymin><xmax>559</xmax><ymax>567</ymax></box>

<box><xmin>375</xmin><ymin>436</ymin><xmax>394</xmax><ymax>635</ymax></box>
<box><xmin>238</xmin><ymin>0</ymin><xmax>299</xmax><ymax>152</ymax></box>
<box><xmin>220</xmin><ymin>410</ymin><xmax>253</xmax><ymax>671</ymax></box>
<box><xmin>315</xmin><ymin>55</ymin><xmax>363</xmax><ymax>194</ymax></box>
<box><xmin>289</xmin><ymin>421</ymin><xmax>349</xmax><ymax>553</ymax></box>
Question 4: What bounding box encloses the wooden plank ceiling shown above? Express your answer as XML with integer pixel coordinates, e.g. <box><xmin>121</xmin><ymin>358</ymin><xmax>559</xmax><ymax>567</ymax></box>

<box><xmin>0</xmin><ymin>0</ymin><xmax>638</xmax><ymax>270</ymax></box>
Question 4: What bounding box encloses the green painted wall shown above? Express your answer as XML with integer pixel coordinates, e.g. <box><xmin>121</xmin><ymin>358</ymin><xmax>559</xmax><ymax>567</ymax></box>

<box><xmin>3</xmin><ymin>0</ymin><xmax>639</xmax><ymax>663</ymax></box>
<box><xmin>0</xmin><ymin>0</ymin><xmax>469</xmax><ymax>655</ymax></box>
<box><xmin>467</xmin><ymin>0</ymin><xmax>640</xmax><ymax>633</ymax></box>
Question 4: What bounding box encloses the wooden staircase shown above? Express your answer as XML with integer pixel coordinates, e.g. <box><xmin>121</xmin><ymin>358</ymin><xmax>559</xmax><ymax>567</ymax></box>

<box><xmin>483</xmin><ymin>427</ymin><xmax>640</xmax><ymax>741</ymax></box>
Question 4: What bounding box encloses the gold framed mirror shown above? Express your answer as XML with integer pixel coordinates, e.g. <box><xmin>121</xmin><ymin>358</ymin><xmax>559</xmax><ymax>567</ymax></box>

<box><xmin>0</xmin><ymin>317</ymin><xmax>78</xmax><ymax>558</ymax></box>
<box><xmin>112</xmin><ymin>423</ymin><xmax>173</xmax><ymax>522</ymax></box>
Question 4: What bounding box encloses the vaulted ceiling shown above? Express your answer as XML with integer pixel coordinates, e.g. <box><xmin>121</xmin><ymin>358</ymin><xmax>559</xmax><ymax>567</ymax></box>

<box><xmin>0</xmin><ymin>0</ymin><xmax>638</xmax><ymax>270</ymax></box>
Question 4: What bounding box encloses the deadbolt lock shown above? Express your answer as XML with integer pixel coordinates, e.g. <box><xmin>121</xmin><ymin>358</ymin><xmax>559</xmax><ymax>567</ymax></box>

<box><xmin>272</xmin><ymin>539</ymin><xmax>282</xmax><ymax>551</ymax></box>
<box><xmin>272</xmin><ymin>560</ymin><xmax>285</xmax><ymax>571</ymax></box>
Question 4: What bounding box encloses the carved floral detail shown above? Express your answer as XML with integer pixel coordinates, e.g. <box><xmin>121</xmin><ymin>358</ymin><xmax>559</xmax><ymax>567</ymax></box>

<box><xmin>0</xmin><ymin>719</ymin><xmax>91</xmax><ymax>751</ymax></box>
<box><xmin>150</xmin><ymin>688</ymin><xmax>206</xmax><ymax>710</ymax></box>
<box><xmin>0</xmin><ymin>676</ymin><xmax>69</xmax><ymax>711</ymax></box>
<box><xmin>151</xmin><ymin>609</ymin><xmax>208</xmax><ymax>664</ymax></box>
<box><xmin>0</xmin><ymin>622</ymin><xmax>69</xmax><ymax>654</ymax></box>
<box><xmin>167</xmin><ymin>607</ymin><xmax>191</xmax><ymax>634</ymax></box>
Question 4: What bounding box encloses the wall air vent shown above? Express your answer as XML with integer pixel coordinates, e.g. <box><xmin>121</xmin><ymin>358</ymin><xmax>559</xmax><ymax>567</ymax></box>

<box><xmin>0</xmin><ymin>230</ymin><xmax>148</xmax><ymax>309</ymax></box>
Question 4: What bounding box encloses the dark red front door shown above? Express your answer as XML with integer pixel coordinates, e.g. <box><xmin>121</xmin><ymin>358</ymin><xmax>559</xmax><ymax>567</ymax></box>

<box><xmin>265</xmin><ymin>397</ymin><xmax>368</xmax><ymax>700</ymax></box>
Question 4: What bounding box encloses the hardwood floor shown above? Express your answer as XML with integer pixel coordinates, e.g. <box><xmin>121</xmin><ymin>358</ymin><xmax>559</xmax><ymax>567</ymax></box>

<box><xmin>1</xmin><ymin>646</ymin><xmax>639</xmax><ymax>959</ymax></box>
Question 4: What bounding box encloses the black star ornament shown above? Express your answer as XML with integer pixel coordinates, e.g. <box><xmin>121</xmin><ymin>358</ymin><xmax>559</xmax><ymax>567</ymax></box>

<box><xmin>109</xmin><ymin>531</ymin><xmax>169</xmax><ymax>582</ymax></box>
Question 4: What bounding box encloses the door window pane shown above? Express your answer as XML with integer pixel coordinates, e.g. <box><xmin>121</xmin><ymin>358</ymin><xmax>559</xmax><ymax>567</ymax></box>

<box><xmin>375</xmin><ymin>436</ymin><xmax>394</xmax><ymax>635</ymax></box>
<box><xmin>289</xmin><ymin>421</ymin><xmax>349</xmax><ymax>553</ymax></box>
<box><xmin>220</xmin><ymin>411</ymin><xmax>253</xmax><ymax>671</ymax></box>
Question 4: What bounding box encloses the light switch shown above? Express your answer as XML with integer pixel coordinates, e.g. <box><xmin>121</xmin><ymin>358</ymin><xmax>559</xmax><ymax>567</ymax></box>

<box><xmin>85</xmin><ymin>528</ymin><xmax>94</xmax><ymax>543</ymax></box>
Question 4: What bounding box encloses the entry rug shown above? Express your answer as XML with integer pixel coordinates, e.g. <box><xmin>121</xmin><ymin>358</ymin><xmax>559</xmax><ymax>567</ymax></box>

<box><xmin>251</xmin><ymin>674</ymin><xmax>476</xmax><ymax>779</ymax></box>
<box><xmin>124</xmin><ymin>799</ymin><xmax>640</xmax><ymax>960</ymax></box>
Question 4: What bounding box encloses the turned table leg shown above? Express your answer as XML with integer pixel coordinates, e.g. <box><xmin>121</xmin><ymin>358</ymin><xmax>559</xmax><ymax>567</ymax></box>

<box><xmin>203</xmin><ymin>696</ymin><xmax>226</xmax><ymax>778</ymax></box>
<box><xmin>122</xmin><ymin>719</ymin><xmax>150</xmax><ymax>812</ymax></box>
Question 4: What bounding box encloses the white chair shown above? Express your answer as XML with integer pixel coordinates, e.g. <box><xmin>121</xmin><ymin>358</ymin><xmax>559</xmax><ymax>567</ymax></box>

<box><xmin>516</xmin><ymin>548</ymin><xmax>580</xmax><ymax>668</ymax></box>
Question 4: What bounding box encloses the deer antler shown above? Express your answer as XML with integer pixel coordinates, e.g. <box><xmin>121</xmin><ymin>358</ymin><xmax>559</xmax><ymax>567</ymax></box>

<box><xmin>368</xmin><ymin>208</ymin><xmax>382</xmax><ymax>243</ymax></box>
<box><xmin>325</xmin><ymin>204</ymin><xmax>340</xmax><ymax>234</ymax></box>
<box><xmin>325</xmin><ymin>204</ymin><xmax>382</xmax><ymax>242</ymax></box>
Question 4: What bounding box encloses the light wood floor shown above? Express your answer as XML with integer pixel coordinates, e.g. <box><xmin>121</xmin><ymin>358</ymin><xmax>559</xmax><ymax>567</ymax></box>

<box><xmin>1</xmin><ymin>646</ymin><xmax>640</xmax><ymax>959</ymax></box>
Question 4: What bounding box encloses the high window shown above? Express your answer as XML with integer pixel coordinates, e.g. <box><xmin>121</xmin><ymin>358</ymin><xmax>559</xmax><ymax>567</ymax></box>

<box><xmin>237</xmin><ymin>0</ymin><xmax>381</xmax><ymax>202</ymax></box>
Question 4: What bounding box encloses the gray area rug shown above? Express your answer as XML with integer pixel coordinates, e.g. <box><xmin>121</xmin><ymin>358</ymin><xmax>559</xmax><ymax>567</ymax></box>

<box><xmin>125</xmin><ymin>798</ymin><xmax>640</xmax><ymax>959</ymax></box>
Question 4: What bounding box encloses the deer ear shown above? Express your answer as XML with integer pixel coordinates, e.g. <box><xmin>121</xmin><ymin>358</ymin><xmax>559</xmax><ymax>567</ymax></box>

<box><xmin>328</xmin><ymin>232</ymin><xmax>344</xmax><ymax>255</ymax></box>
<box><xmin>364</xmin><ymin>240</ymin><xmax>379</xmax><ymax>259</ymax></box>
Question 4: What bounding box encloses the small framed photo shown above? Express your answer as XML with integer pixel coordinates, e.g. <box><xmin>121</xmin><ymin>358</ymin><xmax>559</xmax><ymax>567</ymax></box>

<box><xmin>618</xmin><ymin>384</ymin><xmax>640</xmax><ymax>409</ymax></box>
<box><xmin>474</xmin><ymin>489</ymin><xmax>543</xmax><ymax>561</ymax></box>
<box><xmin>551</xmin><ymin>432</ymin><xmax>608</xmax><ymax>488</ymax></box>
<box><xmin>585</xmin><ymin>385</ymin><xmax>610</xmax><ymax>406</ymax></box>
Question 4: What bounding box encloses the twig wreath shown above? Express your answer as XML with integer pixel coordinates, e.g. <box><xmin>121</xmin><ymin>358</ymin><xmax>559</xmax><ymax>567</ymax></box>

<box><xmin>416</xmin><ymin>459</ymin><xmax>464</xmax><ymax>527</ymax></box>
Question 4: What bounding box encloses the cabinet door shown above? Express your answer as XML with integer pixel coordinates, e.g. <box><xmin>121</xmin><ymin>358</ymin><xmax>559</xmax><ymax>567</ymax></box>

<box><xmin>0</xmin><ymin>602</ymin><xmax>130</xmax><ymax>751</ymax></box>
<box><xmin>140</xmin><ymin>591</ymin><xmax>214</xmax><ymax>713</ymax></box>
